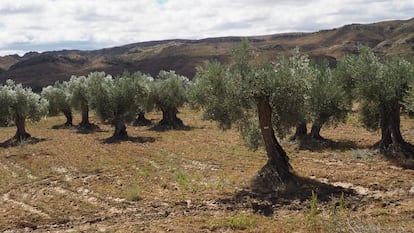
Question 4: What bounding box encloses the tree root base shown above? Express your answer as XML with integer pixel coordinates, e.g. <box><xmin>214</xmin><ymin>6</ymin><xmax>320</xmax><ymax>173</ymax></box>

<box><xmin>52</xmin><ymin>123</ymin><xmax>75</xmax><ymax>129</ymax></box>
<box><xmin>250</xmin><ymin>162</ymin><xmax>297</xmax><ymax>194</ymax></box>
<box><xmin>151</xmin><ymin>118</ymin><xmax>190</xmax><ymax>131</ymax></box>
<box><xmin>76</xmin><ymin>123</ymin><xmax>100</xmax><ymax>134</ymax></box>
<box><xmin>132</xmin><ymin>118</ymin><xmax>152</xmax><ymax>126</ymax></box>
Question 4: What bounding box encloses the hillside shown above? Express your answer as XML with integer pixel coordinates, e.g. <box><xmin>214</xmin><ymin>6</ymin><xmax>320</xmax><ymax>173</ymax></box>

<box><xmin>1</xmin><ymin>17</ymin><xmax>414</xmax><ymax>90</ymax></box>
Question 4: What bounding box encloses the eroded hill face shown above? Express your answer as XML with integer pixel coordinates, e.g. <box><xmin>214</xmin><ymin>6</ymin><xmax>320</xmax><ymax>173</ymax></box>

<box><xmin>1</xmin><ymin>18</ymin><xmax>413</xmax><ymax>90</ymax></box>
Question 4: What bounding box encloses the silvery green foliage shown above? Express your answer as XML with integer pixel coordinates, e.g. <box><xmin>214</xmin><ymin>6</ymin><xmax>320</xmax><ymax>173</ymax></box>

<box><xmin>404</xmin><ymin>84</ymin><xmax>414</xmax><ymax>113</ymax></box>
<box><xmin>267</xmin><ymin>51</ymin><xmax>310</xmax><ymax>137</ymax></box>
<box><xmin>128</xmin><ymin>71</ymin><xmax>154</xmax><ymax>114</ymax></box>
<box><xmin>342</xmin><ymin>47</ymin><xmax>414</xmax><ymax>131</ymax></box>
<box><xmin>87</xmin><ymin>71</ymin><xmax>114</xmax><ymax>120</ymax></box>
<box><xmin>41</xmin><ymin>81</ymin><xmax>71</xmax><ymax>116</ymax></box>
<box><xmin>192</xmin><ymin>41</ymin><xmax>309</xmax><ymax>150</ymax></box>
<box><xmin>191</xmin><ymin>60</ymin><xmax>245</xmax><ymax>130</ymax></box>
<box><xmin>0</xmin><ymin>79</ymin><xmax>48</xmax><ymax>124</ymax></box>
<box><xmin>150</xmin><ymin>70</ymin><xmax>190</xmax><ymax>111</ymax></box>
<box><xmin>239</xmin><ymin>117</ymin><xmax>262</xmax><ymax>151</ymax></box>
<box><xmin>68</xmin><ymin>74</ymin><xmax>92</xmax><ymax>111</ymax></box>
<box><xmin>88</xmin><ymin>71</ymin><xmax>148</xmax><ymax>123</ymax></box>
<box><xmin>307</xmin><ymin>62</ymin><xmax>350</xmax><ymax>127</ymax></box>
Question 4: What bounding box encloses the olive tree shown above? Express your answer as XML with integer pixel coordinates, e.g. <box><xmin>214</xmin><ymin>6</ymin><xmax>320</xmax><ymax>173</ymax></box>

<box><xmin>150</xmin><ymin>70</ymin><xmax>190</xmax><ymax>129</ymax></box>
<box><xmin>191</xmin><ymin>40</ymin><xmax>309</xmax><ymax>189</ymax></box>
<box><xmin>341</xmin><ymin>47</ymin><xmax>414</xmax><ymax>154</ymax></box>
<box><xmin>131</xmin><ymin>72</ymin><xmax>154</xmax><ymax>126</ymax></box>
<box><xmin>88</xmin><ymin>72</ymin><xmax>148</xmax><ymax>140</ymax></box>
<box><xmin>306</xmin><ymin>62</ymin><xmax>351</xmax><ymax>140</ymax></box>
<box><xmin>41</xmin><ymin>81</ymin><xmax>73</xmax><ymax>127</ymax></box>
<box><xmin>68</xmin><ymin>72</ymin><xmax>99</xmax><ymax>129</ymax></box>
<box><xmin>0</xmin><ymin>80</ymin><xmax>48</xmax><ymax>141</ymax></box>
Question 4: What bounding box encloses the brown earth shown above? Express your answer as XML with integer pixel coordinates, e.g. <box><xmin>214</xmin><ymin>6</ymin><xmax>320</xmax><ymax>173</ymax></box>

<box><xmin>1</xmin><ymin>18</ymin><xmax>414</xmax><ymax>90</ymax></box>
<box><xmin>0</xmin><ymin>109</ymin><xmax>413</xmax><ymax>232</ymax></box>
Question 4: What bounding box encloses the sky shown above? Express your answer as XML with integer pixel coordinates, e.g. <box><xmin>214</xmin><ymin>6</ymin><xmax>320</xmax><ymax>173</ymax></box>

<box><xmin>0</xmin><ymin>0</ymin><xmax>413</xmax><ymax>56</ymax></box>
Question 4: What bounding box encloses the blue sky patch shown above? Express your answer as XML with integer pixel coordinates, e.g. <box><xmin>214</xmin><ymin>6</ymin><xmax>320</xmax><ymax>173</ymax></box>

<box><xmin>0</xmin><ymin>23</ymin><xmax>5</xmax><ymax>29</ymax></box>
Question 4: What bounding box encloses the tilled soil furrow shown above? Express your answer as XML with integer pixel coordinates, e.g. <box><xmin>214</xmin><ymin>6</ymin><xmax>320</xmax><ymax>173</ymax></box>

<box><xmin>2</xmin><ymin>192</ymin><xmax>51</xmax><ymax>219</ymax></box>
<box><xmin>0</xmin><ymin>158</ymin><xmax>37</xmax><ymax>179</ymax></box>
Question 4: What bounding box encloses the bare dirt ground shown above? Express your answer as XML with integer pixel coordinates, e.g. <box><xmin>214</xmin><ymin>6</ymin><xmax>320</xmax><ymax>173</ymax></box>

<box><xmin>0</xmin><ymin>110</ymin><xmax>413</xmax><ymax>232</ymax></box>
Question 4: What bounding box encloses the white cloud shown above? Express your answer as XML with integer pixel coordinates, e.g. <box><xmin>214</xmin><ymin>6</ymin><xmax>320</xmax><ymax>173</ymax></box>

<box><xmin>0</xmin><ymin>0</ymin><xmax>413</xmax><ymax>55</ymax></box>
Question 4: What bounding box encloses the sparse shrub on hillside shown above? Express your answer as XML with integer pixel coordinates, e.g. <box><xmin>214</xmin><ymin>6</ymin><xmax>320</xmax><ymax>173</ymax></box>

<box><xmin>0</xmin><ymin>79</ymin><xmax>48</xmax><ymax>141</ymax></box>
<box><xmin>149</xmin><ymin>70</ymin><xmax>190</xmax><ymax>129</ymax></box>
<box><xmin>41</xmin><ymin>81</ymin><xmax>73</xmax><ymax>127</ymax></box>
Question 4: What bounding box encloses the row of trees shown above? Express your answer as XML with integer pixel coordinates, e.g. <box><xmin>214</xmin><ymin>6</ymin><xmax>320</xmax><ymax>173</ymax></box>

<box><xmin>1</xmin><ymin>40</ymin><xmax>413</xmax><ymax>187</ymax></box>
<box><xmin>41</xmin><ymin>70</ymin><xmax>190</xmax><ymax>140</ymax></box>
<box><xmin>0</xmin><ymin>70</ymin><xmax>190</xmax><ymax>142</ymax></box>
<box><xmin>191</xmin><ymin>40</ymin><xmax>414</xmax><ymax>187</ymax></box>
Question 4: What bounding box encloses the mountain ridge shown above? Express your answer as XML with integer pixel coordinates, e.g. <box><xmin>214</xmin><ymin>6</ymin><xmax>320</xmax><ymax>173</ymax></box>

<box><xmin>1</xmin><ymin>17</ymin><xmax>413</xmax><ymax>90</ymax></box>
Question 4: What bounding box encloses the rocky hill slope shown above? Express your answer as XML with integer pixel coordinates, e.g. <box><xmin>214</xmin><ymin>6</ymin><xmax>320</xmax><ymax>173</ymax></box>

<box><xmin>1</xmin><ymin>18</ymin><xmax>413</xmax><ymax>90</ymax></box>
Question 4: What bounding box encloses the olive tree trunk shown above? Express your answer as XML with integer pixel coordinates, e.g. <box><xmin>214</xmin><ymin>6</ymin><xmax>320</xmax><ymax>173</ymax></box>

<box><xmin>310</xmin><ymin>119</ymin><xmax>324</xmax><ymax>140</ymax></box>
<box><xmin>251</xmin><ymin>97</ymin><xmax>294</xmax><ymax>193</ymax></box>
<box><xmin>377</xmin><ymin>103</ymin><xmax>411</xmax><ymax>153</ymax></box>
<box><xmin>79</xmin><ymin>102</ymin><xmax>91</xmax><ymax>127</ymax></box>
<box><xmin>62</xmin><ymin>109</ymin><xmax>73</xmax><ymax>126</ymax></box>
<box><xmin>133</xmin><ymin>112</ymin><xmax>151</xmax><ymax>126</ymax></box>
<box><xmin>14</xmin><ymin>115</ymin><xmax>30</xmax><ymax>140</ymax></box>
<box><xmin>290</xmin><ymin>121</ymin><xmax>307</xmax><ymax>140</ymax></box>
<box><xmin>111</xmin><ymin>117</ymin><xmax>128</xmax><ymax>139</ymax></box>
<box><xmin>159</xmin><ymin>107</ymin><xmax>184</xmax><ymax>128</ymax></box>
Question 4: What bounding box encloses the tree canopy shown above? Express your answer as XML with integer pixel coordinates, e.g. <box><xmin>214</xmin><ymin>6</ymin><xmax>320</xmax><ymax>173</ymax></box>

<box><xmin>41</xmin><ymin>81</ymin><xmax>73</xmax><ymax>126</ymax></box>
<box><xmin>339</xmin><ymin>47</ymin><xmax>414</xmax><ymax>154</ymax></box>
<box><xmin>150</xmin><ymin>70</ymin><xmax>190</xmax><ymax>129</ymax></box>
<box><xmin>88</xmin><ymin>71</ymin><xmax>149</xmax><ymax>140</ymax></box>
<box><xmin>0</xmin><ymin>80</ymin><xmax>48</xmax><ymax>141</ymax></box>
<box><xmin>68</xmin><ymin>74</ymin><xmax>93</xmax><ymax>128</ymax></box>
<box><xmin>305</xmin><ymin>61</ymin><xmax>351</xmax><ymax>139</ymax></box>
<box><xmin>192</xmin><ymin>40</ymin><xmax>311</xmax><ymax>190</ymax></box>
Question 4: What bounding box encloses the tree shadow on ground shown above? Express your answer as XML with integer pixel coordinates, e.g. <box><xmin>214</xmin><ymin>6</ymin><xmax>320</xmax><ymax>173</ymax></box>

<box><xmin>219</xmin><ymin>172</ymin><xmax>359</xmax><ymax>217</ymax></box>
<box><xmin>149</xmin><ymin>124</ymin><xmax>194</xmax><ymax>132</ymax></box>
<box><xmin>381</xmin><ymin>142</ymin><xmax>414</xmax><ymax>170</ymax></box>
<box><xmin>0</xmin><ymin>137</ymin><xmax>47</xmax><ymax>148</ymax></box>
<box><xmin>75</xmin><ymin>124</ymin><xmax>107</xmax><ymax>134</ymax></box>
<box><xmin>51</xmin><ymin>124</ymin><xmax>76</xmax><ymax>130</ymax></box>
<box><xmin>295</xmin><ymin>136</ymin><xmax>363</xmax><ymax>152</ymax></box>
<box><xmin>100</xmin><ymin>136</ymin><xmax>156</xmax><ymax>144</ymax></box>
<box><xmin>131</xmin><ymin>118</ymin><xmax>153</xmax><ymax>127</ymax></box>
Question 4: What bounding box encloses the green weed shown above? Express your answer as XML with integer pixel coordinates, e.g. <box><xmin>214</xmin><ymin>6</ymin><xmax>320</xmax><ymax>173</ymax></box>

<box><xmin>306</xmin><ymin>190</ymin><xmax>320</xmax><ymax>228</ymax></box>
<box><xmin>124</xmin><ymin>185</ymin><xmax>142</xmax><ymax>202</ymax></box>
<box><xmin>211</xmin><ymin>214</ymin><xmax>258</xmax><ymax>230</ymax></box>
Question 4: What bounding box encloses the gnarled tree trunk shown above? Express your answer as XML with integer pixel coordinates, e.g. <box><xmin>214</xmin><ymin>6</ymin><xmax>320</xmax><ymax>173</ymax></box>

<box><xmin>111</xmin><ymin>118</ymin><xmax>128</xmax><ymax>140</ymax></box>
<box><xmin>377</xmin><ymin>103</ymin><xmax>410</xmax><ymax>154</ymax></box>
<box><xmin>62</xmin><ymin>109</ymin><xmax>73</xmax><ymax>126</ymax></box>
<box><xmin>159</xmin><ymin>107</ymin><xmax>184</xmax><ymax>128</ymax></box>
<box><xmin>79</xmin><ymin>103</ymin><xmax>91</xmax><ymax>127</ymax></box>
<box><xmin>310</xmin><ymin>119</ymin><xmax>324</xmax><ymax>140</ymax></box>
<box><xmin>290</xmin><ymin>121</ymin><xmax>307</xmax><ymax>140</ymax></box>
<box><xmin>133</xmin><ymin>112</ymin><xmax>151</xmax><ymax>126</ymax></box>
<box><xmin>14</xmin><ymin>115</ymin><xmax>30</xmax><ymax>141</ymax></box>
<box><xmin>251</xmin><ymin>97</ymin><xmax>294</xmax><ymax>193</ymax></box>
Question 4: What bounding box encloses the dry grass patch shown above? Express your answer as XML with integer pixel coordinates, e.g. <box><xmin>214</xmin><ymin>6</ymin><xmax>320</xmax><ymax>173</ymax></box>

<box><xmin>0</xmin><ymin>109</ymin><xmax>413</xmax><ymax>232</ymax></box>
